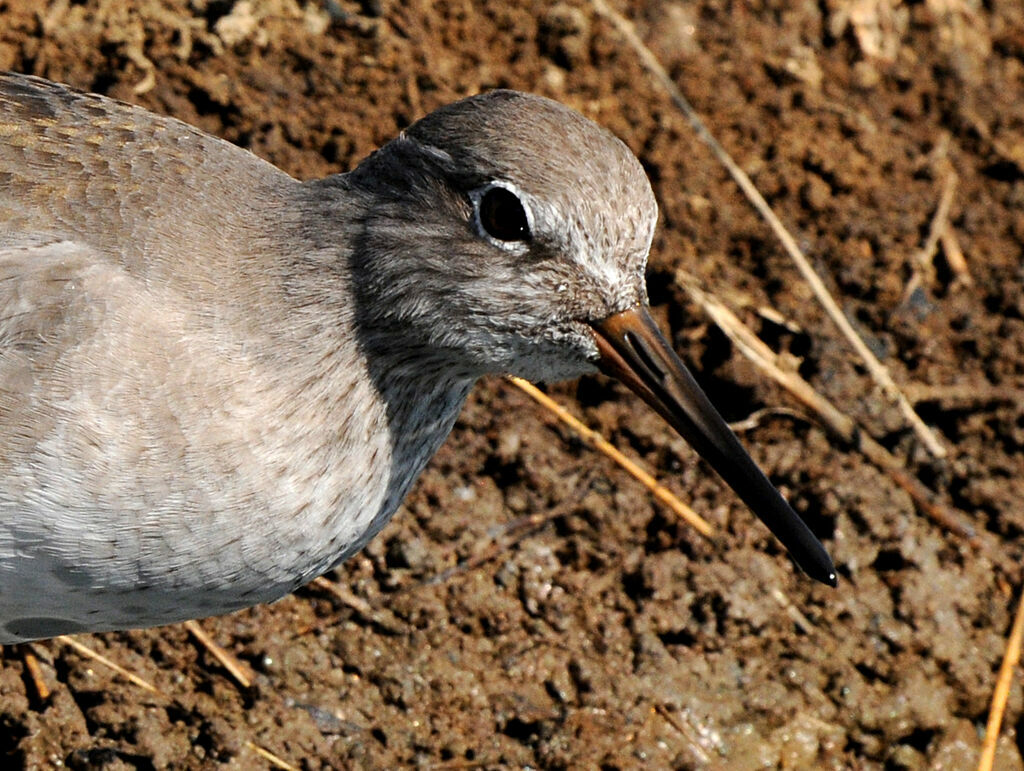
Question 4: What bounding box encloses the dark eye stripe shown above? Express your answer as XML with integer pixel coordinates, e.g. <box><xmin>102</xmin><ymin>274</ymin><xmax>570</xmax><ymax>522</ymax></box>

<box><xmin>478</xmin><ymin>186</ymin><xmax>530</xmax><ymax>242</ymax></box>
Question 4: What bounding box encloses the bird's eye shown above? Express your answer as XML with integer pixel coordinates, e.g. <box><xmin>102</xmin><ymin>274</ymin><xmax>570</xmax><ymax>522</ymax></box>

<box><xmin>477</xmin><ymin>186</ymin><xmax>531</xmax><ymax>243</ymax></box>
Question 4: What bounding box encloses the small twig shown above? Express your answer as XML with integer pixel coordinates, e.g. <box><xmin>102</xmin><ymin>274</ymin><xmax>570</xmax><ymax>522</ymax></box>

<box><xmin>677</xmin><ymin>271</ymin><xmax>976</xmax><ymax>543</ymax></box>
<box><xmin>678</xmin><ymin>272</ymin><xmax>859</xmax><ymax>442</ymax></box>
<box><xmin>728</xmin><ymin>406</ymin><xmax>809</xmax><ymax>433</ymax></box>
<box><xmin>56</xmin><ymin>635</ymin><xmax>164</xmax><ymax>696</ymax></box>
<box><xmin>309</xmin><ymin>576</ymin><xmax>407</xmax><ymax>634</ymax></box>
<box><xmin>940</xmin><ymin>225</ymin><xmax>972</xmax><ymax>288</ymax></box>
<box><xmin>246</xmin><ymin>741</ymin><xmax>300</xmax><ymax>771</ymax></box>
<box><xmin>57</xmin><ymin>637</ymin><xmax>293</xmax><ymax>770</ymax></box>
<box><xmin>21</xmin><ymin>646</ymin><xmax>50</xmax><ymax>702</ymax></box>
<box><xmin>978</xmin><ymin>589</ymin><xmax>1024</xmax><ymax>771</ymax></box>
<box><xmin>508</xmin><ymin>376</ymin><xmax>713</xmax><ymax>538</ymax></box>
<box><xmin>885</xmin><ymin>467</ymin><xmax>976</xmax><ymax>543</ymax></box>
<box><xmin>902</xmin><ymin>382</ymin><xmax>1024</xmax><ymax>407</ymax></box>
<box><xmin>770</xmin><ymin>588</ymin><xmax>815</xmax><ymax>634</ymax></box>
<box><xmin>920</xmin><ymin>172</ymin><xmax>958</xmax><ymax>273</ymax></box>
<box><xmin>184</xmin><ymin>619</ymin><xmax>254</xmax><ymax>689</ymax></box>
<box><xmin>311</xmin><ymin>576</ymin><xmax>374</xmax><ymax>615</ymax></box>
<box><xmin>961</xmin><ymin>105</ymin><xmax>1024</xmax><ymax>176</ymax></box>
<box><xmin>905</xmin><ymin>171</ymin><xmax>958</xmax><ymax>300</ymax></box>
<box><xmin>589</xmin><ymin>0</ymin><xmax>946</xmax><ymax>459</ymax></box>
<box><xmin>654</xmin><ymin>704</ymin><xmax>712</xmax><ymax>764</ymax></box>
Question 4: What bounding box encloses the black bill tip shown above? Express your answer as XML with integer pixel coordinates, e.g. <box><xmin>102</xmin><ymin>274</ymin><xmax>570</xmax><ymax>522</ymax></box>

<box><xmin>589</xmin><ymin>305</ymin><xmax>837</xmax><ymax>587</ymax></box>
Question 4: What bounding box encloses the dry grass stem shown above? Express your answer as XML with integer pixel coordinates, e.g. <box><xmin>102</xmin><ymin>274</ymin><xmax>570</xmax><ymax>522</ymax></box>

<box><xmin>589</xmin><ymin>0</ymin><xmax>947</xmax><ymax>459</ymax></box>
<box><xmin>905</xmin><ymin>170</ymin><xmax>959</xmax><ymax>299</ymax></box>
<box><xmin>311</xmin><ymin>576</ymin><xmax>374</xmax><ymax>615</ymax></box>
<box><xmin>21</xmin><ymin>647</ymin><xmax>50</xmax><ymax>701</ymax></box>
<box><xmin>654</xmin><ymin>703</ymin><xmax>713</xmax><ymax>764</ymax></box>
<box><xmin>728</xmin><ymin>406</ymin><xmax>808</xmax><ymax>433</ymax></box>
<box><xmin>56</xmin><ymin>635</ymin><xmax>164</xmax><ymax>696</ymax></box>
<box><xmin>183</xmin><ymin>619</ymin><xmax>254</xmax><ymax>688</ymax></box>
<box><xmin>977</xmin><ymin>589</ymin><xmax>1024</xmax><ymax>771</ymax></box>
<box><xmin>940</xmin><ymin>225</ymin><xmax>972</xmax><ymax>287</ymax></box>
<box><xmin>921</xmin><ymin>171</ymin><xmax>958</xmax><ymax>270</ymax></box>
<box><xmin>902</xmin><ymin>382</ymin><xmax>1024</xmax><ymax>406</ymax></box>
<box><xmin>676</xmin><ymin>271</ymin><xmax>976</xmax><ymax>543</ymax></box>
<box><xmin>508</xmin><ymin>376</ymin><xmax>713</xmax><ymax>538</ymax></box>
<box><xmin>677</xmin><ymin>272</ymin><xmax>858</xmax><ymax>441</ymax></box>
<box><xmin>58</xmin><ymin>632</ymin><xmax>306</xmax><ymax>769</ymax></box>
<box><xmin>770</xmin><ymin>588</ymin><xmax>815</xmax><ymax>634</ymax></box>
<box><xmin>245</xmin><ymin>740</ymin><xmax>300</xmax><ymax>771</ymax></box>
<box><xmin>310</xmin><ymin>576</ymin><xmax>407</xmax><ymax>634</ymax></box>
<box><xmin>58</xmin><ymin>635</ymin><xmax>298</xmax><ymax>768</ymax></box>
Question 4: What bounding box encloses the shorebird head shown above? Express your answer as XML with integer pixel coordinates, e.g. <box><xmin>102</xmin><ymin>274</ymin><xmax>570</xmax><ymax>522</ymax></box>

<box><xmin>347</xmin><ymin>90</ymin><xmax>654</xmax><ymax>383</ymax></box>
<box><xmin>345</xmin><ymin>90</ymin><xmax>835</xmax><ymax>585</ymax></box>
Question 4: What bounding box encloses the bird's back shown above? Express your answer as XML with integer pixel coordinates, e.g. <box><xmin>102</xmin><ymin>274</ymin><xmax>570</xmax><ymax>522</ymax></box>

<box><xmin>0</xmin><ymin>74</ymin><xmax>409</xmax><ymax>641</ymax></box>
<box><xmin>0</xmin><ymin>73</ymin><xmax>294</xmax><ymax>280</ymax></box>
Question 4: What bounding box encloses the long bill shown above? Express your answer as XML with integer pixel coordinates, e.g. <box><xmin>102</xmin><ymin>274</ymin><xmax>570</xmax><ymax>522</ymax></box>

<box><xmin>590</xmin><ymin>306</ymin><xmax>837</xmax><ymax>587</ymax></box>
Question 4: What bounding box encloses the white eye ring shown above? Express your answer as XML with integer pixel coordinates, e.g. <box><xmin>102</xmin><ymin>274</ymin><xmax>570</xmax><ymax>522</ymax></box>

<box><xmin>469</xmin><ymin>182</ymin><xmax>534</xmax><ymax>249</ymax></box>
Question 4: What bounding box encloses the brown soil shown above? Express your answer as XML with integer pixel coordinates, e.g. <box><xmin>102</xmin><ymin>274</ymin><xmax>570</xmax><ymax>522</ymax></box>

<box><xmin>2</xmin><ymin>0</ymin><xmax>1024</xmax><ymax>768</ymax></box>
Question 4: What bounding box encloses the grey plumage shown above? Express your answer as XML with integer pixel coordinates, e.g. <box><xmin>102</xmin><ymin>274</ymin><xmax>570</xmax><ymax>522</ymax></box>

<box><xmin>0</xmin><ymin>74</ymin><xmax>832</xmax><ymax>643</ymax></box>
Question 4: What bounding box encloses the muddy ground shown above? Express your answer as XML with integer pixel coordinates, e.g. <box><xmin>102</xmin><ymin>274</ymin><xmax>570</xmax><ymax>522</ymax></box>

<box><xmin>1</xmin><ymin>0</ymin><xmax>1023</xmax><ymax>768</ymax></box>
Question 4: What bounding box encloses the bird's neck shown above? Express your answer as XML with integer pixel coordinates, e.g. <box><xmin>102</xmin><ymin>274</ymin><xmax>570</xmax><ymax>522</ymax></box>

<box><xmin>364</xmin><ymin>367</ymin><xmax>475</xmax><ymax>542</ymax></box>
<box><xmin>260</xmin><ymin>176</ymin><xmax>482</xmax><ymax>571</ymax></box>
<box><xmin>255</xmin><ymin>275</ymin><xmax>476</xmax><ymax>581</ymax></box>
<box><xmin>313</xmin><ymin>365</ymin><xmax>474</xmax><ymax>581</ymax></box>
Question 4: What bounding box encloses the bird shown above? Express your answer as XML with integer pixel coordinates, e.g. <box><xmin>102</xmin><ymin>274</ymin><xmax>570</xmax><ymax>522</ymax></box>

<box><xmin>0</xmin><ymin>72</ymin><xmax>834</xmax><ymax>643</ymax></box>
